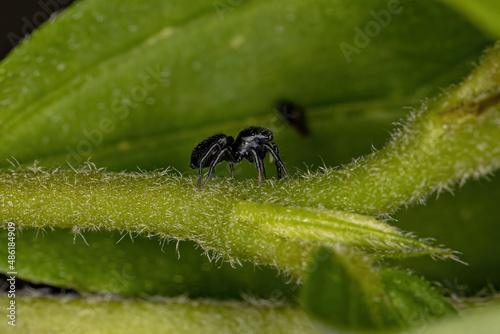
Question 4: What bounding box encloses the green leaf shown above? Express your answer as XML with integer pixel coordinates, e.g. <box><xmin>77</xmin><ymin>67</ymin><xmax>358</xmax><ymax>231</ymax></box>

<box><xmin>0</xmin><ymin>227</ymin><xmax>297</xmax><ymax>298</ymax></box>
<box><xmin>234</xmin><ymin>201</ymin><xmax>454</xmax><ymax>259</ymax></box>
<box><xmin>301</xmin><ymin>247</ymin><xmax>456</xmax><ymax>332</ymax></box>
<box><xmin>0</xmin><ymin>0</ymin><xmax>491</xmax><ymax>172</ymax></box>
<box><xmin>438</xmin><ymin>0</ymin><xmax>500</xmax><ymax>37</ymax></box>
<box><xmin>379</xmin><ymin>270</ymin><xmax>456</xmax><ymax>326</ymax></box>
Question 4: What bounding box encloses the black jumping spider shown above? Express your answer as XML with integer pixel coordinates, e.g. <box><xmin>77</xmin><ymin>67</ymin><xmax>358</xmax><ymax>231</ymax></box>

<box><xmin>190</xmin><ymin>126</ymin><xmax>288</xmax><ymax>189</ymax></box>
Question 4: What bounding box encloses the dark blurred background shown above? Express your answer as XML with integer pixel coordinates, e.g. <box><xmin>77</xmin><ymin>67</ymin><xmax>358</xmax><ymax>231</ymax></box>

<box><xmin>0</xmin><ymin>0</ymin><xmax>75</xmax><ymax>60</ymax></box>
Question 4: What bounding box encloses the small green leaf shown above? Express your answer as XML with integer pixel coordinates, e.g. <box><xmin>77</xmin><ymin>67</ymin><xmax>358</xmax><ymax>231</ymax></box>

<box><xmin>379</xmin><ymin>269</ymin><xmax>456</xmax><ymax>327</ymax></box>
<box><xmin>301</xmin><ymin>247</ymin><xmax>455</xmax><ymax>332</ymax></box>
<box><xmin>234</xmin><ymin>201</ymin><xmax>455</xmax><ymax>259</ymax></box>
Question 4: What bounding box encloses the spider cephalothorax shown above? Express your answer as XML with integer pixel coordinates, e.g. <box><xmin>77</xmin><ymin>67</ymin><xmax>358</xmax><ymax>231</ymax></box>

<box><xmin>190</xmin><ymin>126</ymin><xmax>288</xmax><ymax>189</ymax></box>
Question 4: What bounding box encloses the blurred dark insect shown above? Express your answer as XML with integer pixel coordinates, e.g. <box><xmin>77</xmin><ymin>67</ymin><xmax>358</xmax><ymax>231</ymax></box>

<box><xmin>274</xmin><ymin>100</ymin><xmax>309</xmax><ymax>136</ymax></box>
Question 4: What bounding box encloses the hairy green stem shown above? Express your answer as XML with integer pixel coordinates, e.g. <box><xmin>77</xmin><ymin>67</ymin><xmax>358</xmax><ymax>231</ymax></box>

<box><xmin>1</xmin><ymin>167</ymin><xmax>449</xmax><ymax>277</ymax></box>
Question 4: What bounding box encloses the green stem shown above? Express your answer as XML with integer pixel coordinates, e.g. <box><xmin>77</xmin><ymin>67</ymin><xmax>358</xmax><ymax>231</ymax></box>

<box><xmin>1</xmin><ymin>167</ymin><xmax>447</xmax><ymax>277</ymax></box>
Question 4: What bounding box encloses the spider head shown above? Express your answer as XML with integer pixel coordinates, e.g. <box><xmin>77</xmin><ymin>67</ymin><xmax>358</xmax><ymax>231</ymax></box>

<box><xmin>257</xmin><ymin>128</ymin><xmax>273</xmax><ymax>142</ymax></box>
<box><xmin>238</xmin><ymin>126</ymin><xmax>274</xmax><ymax>143</ymax></box>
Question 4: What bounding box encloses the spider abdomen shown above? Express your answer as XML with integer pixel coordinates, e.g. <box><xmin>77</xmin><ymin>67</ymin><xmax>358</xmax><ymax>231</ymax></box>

<box><xmin>190</xmin><ymin>133</ymin><xmax>234</xmax><ymax>169</ymax></box>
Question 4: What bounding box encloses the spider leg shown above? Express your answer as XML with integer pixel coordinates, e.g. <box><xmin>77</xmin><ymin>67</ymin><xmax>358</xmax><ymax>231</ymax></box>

<box><xmin>229</xmin><ymin>162</ymin><xmax>234</xmax><ymax>179</ymax></box>
<box><xmin>260</xmin><ymin>157</ymin><xmax>266</xmax><ymax>181</ymax></box>
<box><xmin>197</xmin><ymin>165</ymin><xmax>203</xmax><ymax>189</ymax></box>
<box><xmin>268</xmin><ymin>143</ymin><xmax>281</xmax><ymax>179</ymax></box>
<box><xmin>197</xmin><ymin>143</ymin><xmax>222</xmax><ymax>190</ymax></box>
<box><xmin>271</xmin><ymin>143</ymin><xmax>281</xmax><ymax>179</ymax></box>
<box><xmin>265</xmin><ymin>143</ymin><xmax>289</xmax><ymax>180</ymax></box>
<box><xmin>202</xmin><ymin>147</ymin><xmax>230</xmax><ymax>190</ymax></box>
<box><xmin>272</xmin><ymin>142</ymin><xmax>279</xmax><ymax>154</ymax></box>
<box><xmin>250</xmin><ymin>150</ymin><xmax>266</xmax><ymax>185</ymax></box>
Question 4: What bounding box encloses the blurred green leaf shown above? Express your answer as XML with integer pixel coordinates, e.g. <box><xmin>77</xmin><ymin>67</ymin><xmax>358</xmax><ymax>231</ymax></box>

<box><xmin>438</xmin><ymin>0</ymin><xmax>500</xmax><ymax>37</ymax></box>
<box><xmin>392</xmin><ymin>172</ymin><xmax>500</xmax><ymax>291</ymax></box>
<box><xmin>0</xmin><ymin>295</ymin><xmax>318</xmax><ymax>334</ymax></box>
<box><xmin>301</xmin><ymin>247</ymin><xmax>456</xmax><ymax>332</ymax></box>
<box><xmin>417</xmin><ymin>301</ymin><xmax>500</xmax><ymax>334</ymax></box>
